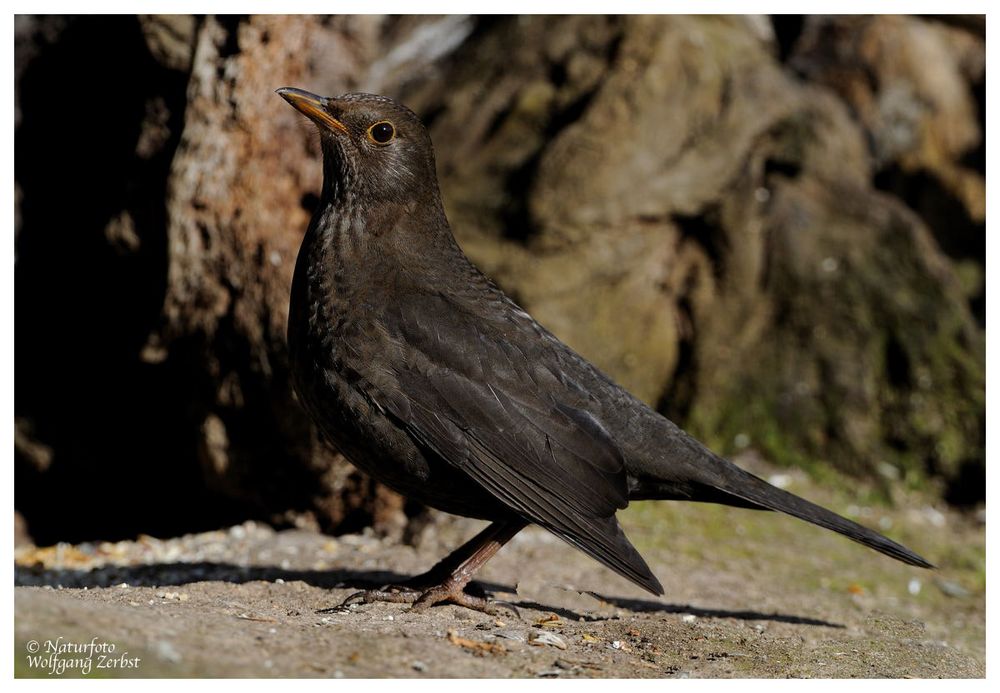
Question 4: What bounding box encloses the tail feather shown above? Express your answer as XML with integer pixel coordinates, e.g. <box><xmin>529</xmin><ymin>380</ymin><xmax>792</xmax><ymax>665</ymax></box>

<box><xmin>707</xmin><ymin>466</ymin><xmax>933</xmax><ymax>568</ymax></box>
<box><xmin>630</xmin><ymin>432</ymin><xmax>933</xmax><ymax>569</ymax></box>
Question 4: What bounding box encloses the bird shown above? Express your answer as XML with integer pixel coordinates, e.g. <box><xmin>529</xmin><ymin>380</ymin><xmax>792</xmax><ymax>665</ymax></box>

<box><xmin>277</xmin><ymin>87</ymin><xmax>932</xmax><ymax>615</ymax></box>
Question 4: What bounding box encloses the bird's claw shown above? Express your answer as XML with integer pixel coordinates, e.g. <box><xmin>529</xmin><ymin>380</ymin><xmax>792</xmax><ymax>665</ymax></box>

<box><xmin>410</xmin><ymin>585</ymin><xmax>521</xmax><ymax>619</ymax></box>
<box><xmin>319</xmin><ymin>583</ymin><xmax>520</xmax><ymax>619</ymax></box>
<box><xmin>317</xmin><ymin>584</ymin><xmax>420</xmax><ymax>613</ymax></box>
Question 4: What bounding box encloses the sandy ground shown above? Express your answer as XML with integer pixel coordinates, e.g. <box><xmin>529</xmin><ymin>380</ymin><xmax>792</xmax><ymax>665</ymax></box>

<box><xmin>14</xmin><ymin>463</ymin><xmax>984</xmax><ymax>678</ymax></box>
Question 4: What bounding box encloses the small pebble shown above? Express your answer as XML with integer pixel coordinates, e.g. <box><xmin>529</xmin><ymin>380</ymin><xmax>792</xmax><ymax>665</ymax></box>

<box><xmin>908</xmin><ymin>578</ymin><xmax>922</xmax><ymax>596</ymax></box>
<box><xmin>922</xmin><ymin>506</ymin><xmax>947</xmax><ymax>528</ymax></box>
<box><xmin>936</xmin><ymin>579</ymin><xmax>970</xmax><ymax>598</ymax></box>
<box><xmin>154</xmin><ymin>640</ymin><xmax>182</xmax><ymax>663</ymax></box>
<box><xmin>768</xmin><ymin>474</ymin><xmax>791</xmax><ymax>489</ymax></box>
<box><xmin>877</xmin><ymin>462</ymin><xmax>900</xmax><ymax>480</ymax></box>
<box><xmin>412</xmin><ymin>660</ymin><xmax>427</xmax><ymax>672</ymax></box>
<box><xmin>681</xmin><ymin>614</ymin><xmax>697</xmax><ymax>623</ymax></box>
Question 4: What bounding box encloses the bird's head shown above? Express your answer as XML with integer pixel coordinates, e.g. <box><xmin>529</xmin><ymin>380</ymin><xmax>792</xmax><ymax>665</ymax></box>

<box><xmin>277</xmin><ymin>88</ymin><xmax>440</xmax><ymax>209</ymax></box>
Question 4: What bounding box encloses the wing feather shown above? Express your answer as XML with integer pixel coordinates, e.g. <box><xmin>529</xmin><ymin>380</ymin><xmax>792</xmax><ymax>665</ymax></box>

<box><xmin>364</xmin><ymin>289</ymin><xmax>662</xmax><ymax>595</ymax></box>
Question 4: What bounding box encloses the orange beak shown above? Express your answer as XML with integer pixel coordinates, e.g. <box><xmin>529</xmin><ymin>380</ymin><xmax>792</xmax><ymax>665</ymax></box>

<box><xmin>276</xmin><ymin>87</ymin><xmax>349</xmax><ymax>135</ymax></box>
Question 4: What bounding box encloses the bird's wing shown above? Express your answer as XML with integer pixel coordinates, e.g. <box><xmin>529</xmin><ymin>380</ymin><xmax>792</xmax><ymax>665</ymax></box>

<box><xmin>366</xmin><ymin>288</ymin><xmax>662</xmax><ymax>595</ymax></box>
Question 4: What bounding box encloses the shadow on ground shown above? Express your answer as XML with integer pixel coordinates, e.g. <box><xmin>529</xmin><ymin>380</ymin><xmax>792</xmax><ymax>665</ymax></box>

<box><xmin>15</xmin><ymin>562</ymin><xmax>842</xmax><ymax>628</ymax></box>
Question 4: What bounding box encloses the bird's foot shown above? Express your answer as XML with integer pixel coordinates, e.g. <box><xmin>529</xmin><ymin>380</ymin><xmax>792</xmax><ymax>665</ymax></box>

<box><xmin>410</xmin><ymin>584</ymin><xmax>520</xmax><ymax>618</ymax></box>
<box><xmin>320</xmin><ymin>582</ymin><xmax>519</xmax><ymax>619</ymax></box>
<box><xmin>317</xmin><ymin>583</ymin><xmax>420</xmax><ymax>613</ymax></box>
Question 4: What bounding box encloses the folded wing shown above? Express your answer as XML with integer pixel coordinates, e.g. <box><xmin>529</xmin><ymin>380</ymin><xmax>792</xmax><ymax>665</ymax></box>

<box><xmin>366</xmin><ymin>288</ymin><xmax>663</xmax><ymax>595</ymax></box>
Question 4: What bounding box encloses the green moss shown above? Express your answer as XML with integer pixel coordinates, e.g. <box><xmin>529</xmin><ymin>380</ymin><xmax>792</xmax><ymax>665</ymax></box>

<box><xmin>677</xmin><ymin>176</ymin><xmax>983</xmax><ymax>502</ymax></box>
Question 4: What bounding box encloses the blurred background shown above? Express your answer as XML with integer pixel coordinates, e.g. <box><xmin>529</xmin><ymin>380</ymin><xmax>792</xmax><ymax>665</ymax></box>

<box><xmin>14</xmin><ymin>15</ymin><xmax>984</xmax><ymax>548</ymax></box>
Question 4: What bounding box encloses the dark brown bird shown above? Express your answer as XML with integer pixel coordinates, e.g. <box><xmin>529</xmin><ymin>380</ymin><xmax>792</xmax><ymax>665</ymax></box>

<box><xmin>277</xmin><ymin>87</ymin><xmax>931</xmax><ymax>614</ymax></box>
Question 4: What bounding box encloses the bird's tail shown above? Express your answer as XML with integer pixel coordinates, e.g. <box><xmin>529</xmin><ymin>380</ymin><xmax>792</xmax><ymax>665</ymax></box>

<box><xmin>632</xmin><ymin>436</ymin><xmax>933</xmax><ymax>569</ymax></box>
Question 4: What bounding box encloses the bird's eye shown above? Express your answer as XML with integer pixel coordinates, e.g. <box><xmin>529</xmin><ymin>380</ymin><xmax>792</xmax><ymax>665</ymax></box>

<box><xmin>367</xmin><ymin>121</ymin><xmax>395</xmax><ymax>144</ymax></box>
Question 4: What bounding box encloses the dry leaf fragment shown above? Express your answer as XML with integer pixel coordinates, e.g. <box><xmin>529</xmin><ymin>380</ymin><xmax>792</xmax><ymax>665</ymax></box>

<box><xmin>447</xmin><ymin>629</ymin><xmax>507</xmax><ymax>656</ymax></box>
<box><xmin>529</xmin><ymin>631</ymin><xmax>568</xmax><ymax>650</ymax></box>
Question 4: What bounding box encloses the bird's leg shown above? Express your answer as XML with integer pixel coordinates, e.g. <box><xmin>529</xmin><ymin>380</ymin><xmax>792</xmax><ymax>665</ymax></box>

<box><xmin>408</xmin><ymin>519</ymin><xmax>526</xmax><ymax>614</ymax></box>
<box><xmin>402</xmin><ymin>519</ymin><xmax>528</xmax><ymax>590</ymax></box>
<box><xmin>326</xmin><ymin>519</ymin><xmax>526</xmax><ymax>616</ymax></box>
